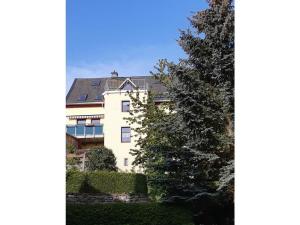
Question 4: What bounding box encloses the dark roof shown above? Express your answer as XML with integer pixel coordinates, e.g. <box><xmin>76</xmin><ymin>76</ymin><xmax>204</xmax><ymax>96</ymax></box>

<box><xmin>66</xmin><ymin>76</ymin><xmax>167</xmax><ymax>104</ymax></box>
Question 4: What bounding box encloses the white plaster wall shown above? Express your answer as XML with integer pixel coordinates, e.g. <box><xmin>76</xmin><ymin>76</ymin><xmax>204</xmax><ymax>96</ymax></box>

<box><xmin>103</xmin><ymin>90</ymin><xmax>146</xmax><ymax>172</ymax></box>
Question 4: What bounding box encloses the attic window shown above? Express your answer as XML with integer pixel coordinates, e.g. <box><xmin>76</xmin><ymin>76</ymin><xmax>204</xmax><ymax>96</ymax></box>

<box><xmin>121</xmin><ymin>82</ymin><xmax>134</xmax><ymax>91</ymax></box>
<box><xmin>91</xmin><ymin>80</ymin><xmax>101</xmax><ymax>86</ymax></box>
<box><xmin>78</xmin><ymin>94</ymin><xmax>87</xmax><ymax>101</ymax></box>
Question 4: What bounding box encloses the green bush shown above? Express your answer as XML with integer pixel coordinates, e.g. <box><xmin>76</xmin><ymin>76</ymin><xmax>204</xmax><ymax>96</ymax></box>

<box><xmin>86</xmin><ymin>147</ymin><xmax>117</xmax><ymax>171</ymax></box>
<box><xmin>66</xmin><ymin>203</ymin><xmax>194</xmax><ymax>225</ymax></box>
<box><xmin>66</xmin><ymin>170</ymin><xmax>147</xmax><ymax>194</ymax></box>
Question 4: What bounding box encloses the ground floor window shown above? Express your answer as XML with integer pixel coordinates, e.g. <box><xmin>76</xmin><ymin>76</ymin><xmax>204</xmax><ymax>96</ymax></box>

<box><xmin>124</xmin><ymin>158</ymin><xmax>128</xmax><ymax>166</ymax></box>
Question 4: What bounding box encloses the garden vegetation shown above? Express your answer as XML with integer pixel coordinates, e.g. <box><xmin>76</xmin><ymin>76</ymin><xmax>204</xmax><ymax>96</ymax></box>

<box><xmin>66</xmin><ymin>170</ymin><xmax>147</xmax><ymax>194</ymax></box>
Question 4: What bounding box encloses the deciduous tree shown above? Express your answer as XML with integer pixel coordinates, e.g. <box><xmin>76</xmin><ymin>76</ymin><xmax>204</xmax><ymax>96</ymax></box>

<box><xmin>85</xmin><ymin>146</ymin><xmax>117</xmax><ymax>171</ymax></box>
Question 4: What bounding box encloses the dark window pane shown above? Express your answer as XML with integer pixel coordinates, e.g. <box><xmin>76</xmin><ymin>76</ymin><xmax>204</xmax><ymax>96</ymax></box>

<box><xmin>121</xmin><ymin>127</ymin><xmax>131</xmax><ymax>142</ymax></box>
<box><xmin>124</xmin><ymin>158</ymin><xmax>128</xmax><ymax>166</ymax></box>
<box><xmin>121</xmin><ymin>127</ymin><xmax>130</xmax><ymax>133</ymax></box>
<box><xmin>78</xmin><ymin>94</ymin><xmax>87</xmax><ymax>101</ymax></box>
<box><xmin>122</xmin><ymin>101</ymin><xmax>130</xmax><ymax>112</ymax></box>
<box><xmin>77</xmin><ymin>119</ymin><xmax>86</xmax><ymax>125</ymax></box>
<box><xmin>91</xmin><ymin>119</ymin><xmax>100</xmax><ymax>125</ymax></box>
<box><xmin>122</xmin><ymin>82</ymin><xmax>133</xmax><ymax>90</ymax></box>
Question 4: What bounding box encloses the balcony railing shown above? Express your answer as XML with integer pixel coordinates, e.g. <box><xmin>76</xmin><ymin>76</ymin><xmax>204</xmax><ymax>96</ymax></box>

<box><xmin>66</xmin><ymin>125</ymin><xmax>103</xmax><ymax>138</ymax></box>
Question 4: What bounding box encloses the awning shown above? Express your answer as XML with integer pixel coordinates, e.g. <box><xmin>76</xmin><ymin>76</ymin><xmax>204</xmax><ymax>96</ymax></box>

<box><xmin>67</xmin><ymin>114</ymin><xmax>104</xmax><ymax>120</ymax></box>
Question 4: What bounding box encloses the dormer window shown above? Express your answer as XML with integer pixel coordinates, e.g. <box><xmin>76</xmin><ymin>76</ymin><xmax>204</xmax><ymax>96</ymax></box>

<box><xmin>91</xmin><ymin>80</ymin><xmax>101</xmax><ymax>86</ymax></box>
<box><xmin>122</xmin><ymin>82</ymin><xmax>133</xmax><ymax>90</ymax></box>
<box><xmin>78</xmin><ymin>94</ymin><xmax>87</xmax><ymax>101</ymax></box>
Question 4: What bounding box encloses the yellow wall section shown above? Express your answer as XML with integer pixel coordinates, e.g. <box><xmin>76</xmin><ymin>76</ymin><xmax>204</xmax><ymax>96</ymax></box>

<box><xmin>66</xmin><ymin>91</ymin><xmax>146</xmax><ymax>172</ymax></box>
<box><xmin>66</xmin><ymin>106</ymin><xmax>105</xmax><ymax>125</ymax></box>
<box><xmin>103</xmin><ymin>90</ymin><xmax>147</xmax><ymax>172</ymax></box>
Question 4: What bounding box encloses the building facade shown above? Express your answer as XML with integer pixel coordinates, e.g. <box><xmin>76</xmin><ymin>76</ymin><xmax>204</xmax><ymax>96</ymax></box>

<box><xmin>66</xmin><ymin>71</ymin><xmax>166</xmax><ymax>172</ymax></box>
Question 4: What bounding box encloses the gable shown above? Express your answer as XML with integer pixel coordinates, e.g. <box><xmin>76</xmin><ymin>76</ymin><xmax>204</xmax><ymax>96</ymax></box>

<box><xmin>119</xmin><ymin>78</ymin><xmax>136</xmax><ymax>90</ymax></box>
<box><xmin>122</xmin><ymin>82</ymin><xmax>134</xmax><ymax>90</ymax></box>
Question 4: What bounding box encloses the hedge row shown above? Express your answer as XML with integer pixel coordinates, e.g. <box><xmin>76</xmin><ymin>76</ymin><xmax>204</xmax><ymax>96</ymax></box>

<box><xmin>66</xmin><ymin>203</ymin><xmax>194</xmax><ymax>225</ymax></box>
<box><xmin>66</xmin><ymin>170</ymin><xmax>147</xmax><ymax>194</ymax></box>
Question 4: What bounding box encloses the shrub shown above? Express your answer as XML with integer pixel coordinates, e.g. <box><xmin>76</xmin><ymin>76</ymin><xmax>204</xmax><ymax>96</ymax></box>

<box><xmin>66</xmin><ymin>170</ymin><xmax>147</xmax><ymax>194</ymax></box>
<box><xmin>86</xmin><ymin>146</ymin><xmax>117</xmax><ymax>171</ymax></box>
<box><xmin>66</xmin><ymin>203</ymin><xmax>193</xmax><ymax>225</ymax></box>
<box><xmin>66</xmin><ymin>143</ymin><xmax>77</xmax><ymax>154</ymax></box>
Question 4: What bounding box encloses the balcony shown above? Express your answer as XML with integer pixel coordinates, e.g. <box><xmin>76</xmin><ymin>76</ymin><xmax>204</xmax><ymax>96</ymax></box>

<box><xmin>66</xmin><ymin>125</ymin><xmax>103</xmax><ymax>138</ymax></box>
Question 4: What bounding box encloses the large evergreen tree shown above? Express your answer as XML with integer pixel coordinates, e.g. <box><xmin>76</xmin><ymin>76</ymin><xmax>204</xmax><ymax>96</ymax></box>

<box><xmin>127</xmin><ymin>3</ymin><xmax>234</xmax><ymax>222</ymax></box>
<box><xmin>162</xmin><ymin>0</ymin><xmax>235</xmax><ymax>196</ymax></box>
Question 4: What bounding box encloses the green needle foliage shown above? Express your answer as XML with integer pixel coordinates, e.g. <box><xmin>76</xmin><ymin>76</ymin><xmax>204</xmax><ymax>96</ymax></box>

<box><xmin>126</xmin><ymin>2</ymin><xmax>234</xmax><ymax>215</ymax></box>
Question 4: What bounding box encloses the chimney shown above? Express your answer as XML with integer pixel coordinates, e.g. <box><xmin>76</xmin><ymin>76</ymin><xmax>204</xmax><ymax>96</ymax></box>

<box><xmin>111</xmin><ymin>70</ymin><xmax>118</xmax><ymax>78</ymax></box>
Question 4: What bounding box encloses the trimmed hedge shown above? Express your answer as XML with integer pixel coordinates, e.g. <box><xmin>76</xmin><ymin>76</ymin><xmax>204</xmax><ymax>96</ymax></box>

<box><xmin>66</xmin><ymin>203</ymin><xmax>194</xmax><ymax>225</ymax></box>
<box><xmin>66</xmin><ymin>171</ymin><xmax>147</xmax><ymax>194</ymax></box>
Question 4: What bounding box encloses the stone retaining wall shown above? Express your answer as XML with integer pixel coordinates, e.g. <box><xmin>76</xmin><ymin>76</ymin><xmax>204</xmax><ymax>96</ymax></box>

<box><xmin>67</xmin><ymin>193</ymin><xmax>149</xmax><ymax>204</ymax></box>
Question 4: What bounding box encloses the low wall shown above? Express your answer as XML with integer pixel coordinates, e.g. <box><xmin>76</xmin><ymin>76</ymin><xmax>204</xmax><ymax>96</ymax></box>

<box><xmin>66</xmin><ymin>193</ymin><xmax>149</xmax><ymax>204</ymax></box>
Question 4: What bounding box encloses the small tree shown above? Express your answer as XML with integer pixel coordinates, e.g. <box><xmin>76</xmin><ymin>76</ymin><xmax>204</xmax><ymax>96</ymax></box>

<box><xmin>85</xmin><ymin>146</ymin><xmax>117</xmax><ymax>171</ymax></box>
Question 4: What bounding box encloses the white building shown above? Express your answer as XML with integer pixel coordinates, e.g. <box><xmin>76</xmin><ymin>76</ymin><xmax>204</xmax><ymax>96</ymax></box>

<box><xmin>66</xmin><ymin>71</ymin><xmax>167</xmax><ymax>172</ymax></box>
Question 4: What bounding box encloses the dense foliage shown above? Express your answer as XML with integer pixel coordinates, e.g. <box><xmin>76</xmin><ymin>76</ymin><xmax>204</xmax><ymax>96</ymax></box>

<box><xmin>66</xmin><ymin>157</ymin><xmax>80</xmax><ymax>171</ymax></box>
<box><xmin>66</xmin><ymin>203</ymin><xmax>194</xmax><ymax>225</ymax></box>
<box><xmin>66</xmin><ymin>143</ymin><xmax>77</xmax><ymax>154</ymax></box>
<box><xmin>126</xmin><ymin>0</ymin><xmax>234</xmax><ymax>223</ymax></box>
<box><xmin>85</xmin><ymin>146</ymin><xmax>117</xmax><ymax>171</ymax></box>
<box><xmin>66</xmin><ymin>170</ymin><xmax>147</xmax><ymax>194</ymax></box>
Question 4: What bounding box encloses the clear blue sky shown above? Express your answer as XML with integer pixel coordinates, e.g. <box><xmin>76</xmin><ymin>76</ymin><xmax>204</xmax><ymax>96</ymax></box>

<box><xmin>67</xmin><ymin>0</ymin><xmax>207</xmax><ymax>90</ymax></box>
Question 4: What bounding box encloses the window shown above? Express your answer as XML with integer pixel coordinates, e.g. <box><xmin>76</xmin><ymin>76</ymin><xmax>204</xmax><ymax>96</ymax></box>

<box><xmin>91</xmin><ymin>119</ymin><xmax>100</xmax><ymax>125</ymax></box>
<box><xmin>77</xmin><ymin>119</ymin><xmax>86</xmax><ymax>125</ymax></box>
<box><xmin>124</xmin><ymin>158</ymin><xmax>128</xmax><ymax>167</ymax></box>
<box><xmin>122</xmin><ymin>101</ymin><xmax>130</xmax><ymax>112</ymax></box>
<box><xmin>78</xmin><ymin>94</ymin><xmax>87</xmax><ymax>101</ymax></box>
<box><xmin>91</xmin><ymin>80</ymin><xmax>101</xmax><ymax>86</ymax></box>
<box><xmin>121</xmin><ymin>127</ymin><xmax>131</xmax><ymax>143</ymax></box>
<box><xmin>122</xmin><ymin>82</ymin><xmax>133</xmax><ymax>90</ymax></box>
